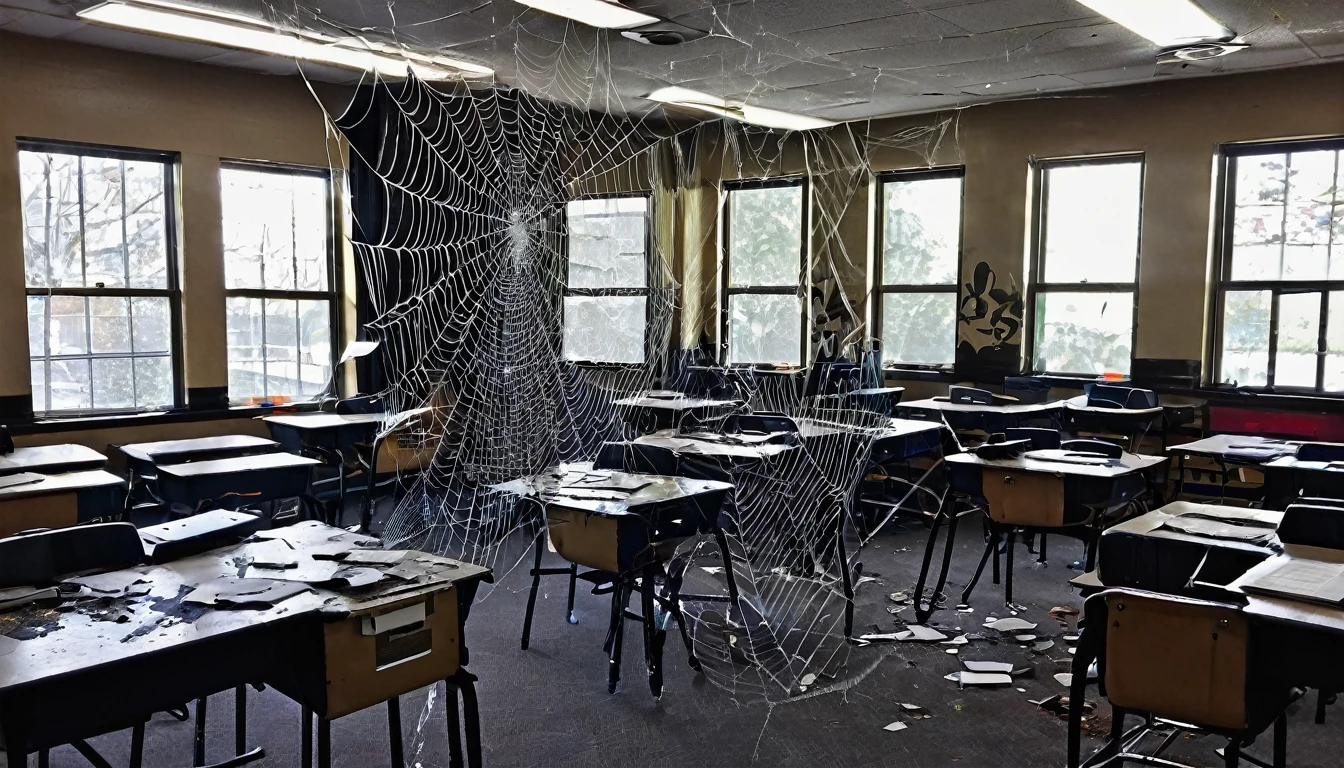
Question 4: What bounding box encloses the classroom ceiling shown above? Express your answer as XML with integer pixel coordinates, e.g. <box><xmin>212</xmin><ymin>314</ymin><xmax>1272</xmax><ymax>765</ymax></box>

<box><xmin>2</xmin><ymin>0</ymin><xmax>1344</xmax><ymax>122</ymax></box>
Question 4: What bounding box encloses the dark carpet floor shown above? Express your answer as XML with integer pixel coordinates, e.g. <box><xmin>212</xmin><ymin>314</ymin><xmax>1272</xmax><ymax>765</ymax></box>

<box><xmin>17</xmin><ymin>511</ymin><xmax>1344</xmax><ymax>768</ymax></box>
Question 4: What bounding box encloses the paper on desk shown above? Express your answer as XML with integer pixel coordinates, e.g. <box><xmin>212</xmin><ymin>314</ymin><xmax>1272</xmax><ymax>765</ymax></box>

<box><xmin>252</xmin><ymin>560</ymin><xmax>341</xmax><ymax>584</ymax></box>
<box><xmin>242</xmin><ymin>539</ymin><xmax>300</xmax><ymax>569</ymax></box>
<box><xmin>184</xmin><ymin>577</ymin><xmax>313</xmax><ymax>608</ymax></box>
<box><xmin>331</xmin><ymin>567</ymin><xmax>383</xmax><ymax>589</ymax></box>
<box><xmin>0</xmin><ymin>585</ymin><xmax>59</xmax><ymax>611</ymax></box>
<box><xmin>0</xmin><ymin>472</ymin><xmax>44</xmax><ymax>491</ymax></box>
<box><xmin>343</xmin><ymin>549</ymin><xmax>409</xmax><ymax>565</ymax></box>
<box><xmin>338</xmin><ymin>339</ymin><xmax>380</xmax><ymax>364</ymax></box>
<box><xmin>1240</xmin><ymin>555</ymin><xmax>1344</xmax><ymax>605</ymax></box>
<box><xmin>1160</xmin><ymin>516</ymin><xmax>1276</xmax><ymax>544</ymax></box>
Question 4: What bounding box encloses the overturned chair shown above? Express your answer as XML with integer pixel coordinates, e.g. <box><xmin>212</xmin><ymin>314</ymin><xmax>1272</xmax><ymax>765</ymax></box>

<box><xmin>1068</xmin><ymin>589</ymin><xmax>1296</xmax><ymax>768</ymax></box>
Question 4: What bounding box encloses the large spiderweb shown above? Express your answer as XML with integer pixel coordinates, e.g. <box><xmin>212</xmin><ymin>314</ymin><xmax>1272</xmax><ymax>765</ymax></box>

<box><xmin>277</xmin><ymin>2</ymin><xmax>960</xmax><ymax>713</ymax></box>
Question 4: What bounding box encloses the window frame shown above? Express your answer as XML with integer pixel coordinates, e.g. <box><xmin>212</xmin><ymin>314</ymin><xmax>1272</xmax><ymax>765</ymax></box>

<box><xmin>872</xmin><ymin>166</ymin><xmax>965</xmax><ymax>371</ymax></box>
<box><xmin>720</xmin><ymin>175</ymin><xmax>810</xmax><ymax>367</ymax></box>
<box><xmin>1208</xmin><ymin>136</ymin><xmax>1344</xmax><ymax>393</ymax></box>
<box><xmin>19</xmin><ymin>137</ymin><xmax>185</xmax><ymax>416</ymax></box>
<box><xmin>220</xmin><ymin>159</ymin><xmax>339</xmax><ymax>402</ymax></box>
<box><xmin>561</xmin><ymin>191</ymin><xmax>653</xmax><ymax>366</ymax></box>
<box><xmin>1025</xmin><ymin>153</ymin><xmax>1146</xmax><ymax>376</ymax></box>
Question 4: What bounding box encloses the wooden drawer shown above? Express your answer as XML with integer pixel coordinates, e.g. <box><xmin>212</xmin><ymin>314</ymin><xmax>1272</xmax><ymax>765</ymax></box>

<box><xmin>321</xmin><ymin>588</ymin><xmax>460</xmax><ymax>719</ymax></box>
<box><xmin>0</xmin><ymin>492</ymin><xmax>78</xmax><ymax>537</ymax></box>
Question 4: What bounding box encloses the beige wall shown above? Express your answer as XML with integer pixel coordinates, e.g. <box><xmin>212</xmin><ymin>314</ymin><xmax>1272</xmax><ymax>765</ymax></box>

<box><xmin>0</xmin><ymin>31</ymin><xmax>350</xmax><ymax>415</ymax></box>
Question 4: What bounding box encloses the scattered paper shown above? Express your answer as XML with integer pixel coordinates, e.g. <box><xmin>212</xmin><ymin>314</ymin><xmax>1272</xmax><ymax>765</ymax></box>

<box><xmin>950</xmin><ymin>671</ymin><xmax>1014</xmax><ymax>687</ymax></box>
<box><xmin>898</xmin><ymin>703</ymin><xmax>932</xmax><ymax>719</ymax></box>
<box><xmin>338</xmin><ymin>339</ymin><xmax>380</xmax><ymax>364</ymax></box>
<box><xmin>1033</xmin><ymin>640</ymin><xmax>1055</xmax><ymax>653</ymax></box>
<box><xmin>984</xmin><ymin>617</ymin><xmax>1037</xmax><ymax>632</ymax></box>
<box><xmin>1049</xmin><ymin>606</ymin><xmax>1080</xmax><ymax>621</ymax></box>
<box><xmin>1054</xmin><ymin>673</ymin><xmax>1073</xmax><ymax>687</ymax></box>
<box><xmin>946</xmin><ymin>648</ymin><xmax>960</xmax><ymax>655</ymax></box>
<box><xmin>343</xmin><ymin>549</ymin><xmax>410</xmax><ymax>565</ymax></box>
<box><xmin>1063</xmin><ymin>634</ymin><xmax>1080</xmax><ymax>643</ymax></box>
<box><xmin>0</xmin><ymin>635</ymin><xmax>18</xmax><ymax>656</ymax></box>
<box><xmin>1014</xmin><ymin>634</ymin><xmax>1037</xmax><ymax>642</ymax></box>
<box><xmin>941</xmin><ymin>634</ymin><xmax>969</xmax><ymax>646</ymax></box>
<box><xmin>331</xmin><ymin>567</ymin><xmax>383</xmax><ymax>588</ymax></box>
<box><xmin>184</xmin><ymin>578</ymin><xmax>312</xmax><ymax>608</ymax></box>
<box><xmin>896</xmin><ymin>625</ymin><xmax>948</xmax><ymax>642</ymax></box>
<box><xmin>962</xmin><ymin>660</ymin><xmax>1014</xmax><ymax>674</ymax></box>
<box><xmin>65</xmin><ymin>572</ymin><xmax>150</xmax><ymax>598</ymax></box>
<box><xmin>800</xmin><ymin>673</ymin><xmax>817</xmax><ymax>686</ymax></box>
<box><xmin>858</xmin><ymin>633</ymin><xmax>902</xmax><ymax>642</ymax></box>
<box><xmin>0</xmin><ymin>585</ymin><xmax>60</xmax><ymax>611</ymax></box>
<box><xmin>883</xmin><ymin>722</ymin><xmax>908</xmax><ymax>732</ymax></box>
<box><xmin>244</xmin><ymin>539</ymin><xmax>300</xmax><ymax>569</ymax></box>
<box><xmin>253</xmin><ymin>560</ymin><xmax>341</xmax><ymax>584</ymax></box>
<box><xmin>700</xmin><ymin>566</ymin><xmax>724</xmax><ymax>575</ymax></box>
<box><xmin>888</xmin><ymin>591</ymin><xmax>909</xmax><ymax>604</ymax></box>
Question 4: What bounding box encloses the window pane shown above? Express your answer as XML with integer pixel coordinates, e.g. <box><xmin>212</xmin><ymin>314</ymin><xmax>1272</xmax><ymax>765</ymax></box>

<box><xmin>1033</xmin><ymin>291</ymin><xmax>1133</xmax><ymax>374</ymax></box>
<box><xmin>881</xmin><ymin>175</ymin><xmax>961</xmax><ymax>285</ymax></box>
<box><xmin>1325</xmin><ymin>292</ymin><xmax>1344</xmax><ymax>392</ymax></box>
<box><xmin>135</xmin><ymin>356</ymin><xmax>173</xmax><ymax>409</ymax></box>
<box><xmin>564</xmin><ymin>296</ymin><xmax>645</xmax><ymax>363</ymax></box>
<box><xmin>1236</xmin><ymin>153</ymin><xmax>1286</xmax><ymax>206</ymax></box>
<box><xmin>1276</xmin><ymin>292</ymin><xmax>1322</xmax><ymax>388</ymax></box>
<box><xmin>881</xmin><ymin>292</ymin><xmax>956</xmax><ymax>365</ymax></box>
<box><xmin>131</xmin><ymin>297</ymin><xmax>171</xmax><ymax>354</ymax></box>
<box><xmin>567</xmin><ymin>197</ymin><xmax>647</xmax><ymax>289</ymax></box>
<box><xmin>48</xmin><ymin>358</ymin><xmax>92</xmax><ymax>411</ymax></box>
<box><xmin>227</xmin><ymin>296</ymin><xmax>265</xmax><ymax>401</ymax></box>
<box><xmin>1042</xmin><ymin>162</ymin><xmax>1142</xmax><ymax>284</ymax></box>
<box><xmin>92</xmin><ymin>357</ymin><xmax>136</xmax><ymax>410</ymax></box>
<box><xmin>729</xmin><ymin>185</ymin><xmax>802</xmax><ymax>287</ymax></box>
<box><xmin>1220</xmin><ymin>290</ymin><xmax>1270</xmax><ymax>387</ymax></box>
<box><xmin>27</xmin><ymin>297</ymin><xmax>45</xmax><ymax>358</ymax></box>
<box><xmin>125</xmin><ymin>160</ymin><xmax>169</xmax><ymax>289</ymax></box>
<box><xmin>222</xmin><ymin>167</ymin><xmax>330</xmax><ymax>291</ymax></box>
<box><xmin>298</xmin><ymin>299</ymin><xmax>332</xmax><ymax>398</ymax></box>
<box><xmin>729</xmin><ymin>293</ymin><xmax>801</xmax><ymax>365</ymax></box>
<box><xmin>49</xmin><ymin>296</ymin><xmax>88</xmax><ymax>356</ymax></box>
<box><xmin>82</xmin><ymin>156</ymin><xmax>126</xmax><ymax>288</ymax></box>
<box><xmin>89</xmin><ymin>296</ymin><xmax>131</xmax><ymax>354</ymax></box>
<box><xmin>265</xmin><ymin>299</ymin><xmax>300</xmax><ymax>399</ymax></box>
<box><xmin>30</xmin><ymin>361</ymin><xmax>47</xmax><ymax>415</ymax></box>
<box><xmin>19</xmin><ymin>152</ymin><xmax>81</xmax><ymax>288</ymax></box>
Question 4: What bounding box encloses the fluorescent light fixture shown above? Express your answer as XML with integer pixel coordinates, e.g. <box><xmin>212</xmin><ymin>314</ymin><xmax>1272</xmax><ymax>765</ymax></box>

<box><xmin>78</xmin><ymin>0</ymin><xmax>493</xmax><ymax>79</ymax></box>
<box><xmin>515</xmin><ymin>0</ymin><xmax>659</xmax><ymax>30</ymax></box>
<box><xmin>1074</xmin><ymin>0</ymin><xmax>1231</xmax><ymax>48</ymax></box>
<box><xmin>645</xmin><ymin>86</ymin><xmax>836</xmax><ymax>132</ymax></box>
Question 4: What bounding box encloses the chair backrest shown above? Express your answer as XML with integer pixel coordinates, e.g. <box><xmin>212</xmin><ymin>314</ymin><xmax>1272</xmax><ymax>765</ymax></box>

<box><xmin>1102</xmin><ymin>590</ymin><xmax>1249</xmax><ymax>730</ymax></box>
<box><xmin>1085</xmin><ymin>383</ymin><xmax>1157</xmax><ymax>410</ymax></box>
<box><xmin>725</xmin><ymin>412</ymin><xmax>799</xmax><ymax>435</ymax></box>
<box><xmin>0</xmin><ymin>522</ymin><xmax>145</xmax><ymax>588</ymax></box>
<box><xmin>981</xmin><ymin>469</ymin><xmax>1065</xmax><ymax>527</ymax></box>
<box><xmin>0</xmin><ymin>424</ymin><xmax>13</xmax><ymax>454</ymax></box>
<box><xmin>1296</xmin><ymin>442</ymin><xmax>1344</xmax><ymax>463</ymax></box>
<box><xmin>949</xmin><ymin>386</ymin><xmax>994</xmax><ymax>405</ymax></box>
<box><xmin>1279</xmin><ymin>502</ymin><xmax>1344</xmax><ymax>549</ymax></box>
<box><xmin>1006</xmin><ymin>428</ymin><xmax>1061</xmax><ymax>451</ymax></box>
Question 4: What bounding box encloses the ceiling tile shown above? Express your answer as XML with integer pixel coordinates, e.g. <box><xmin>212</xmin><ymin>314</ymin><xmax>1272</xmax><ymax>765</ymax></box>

<box><xmin>790</xmin><ymin>12</ymin><xmax>972</xmax><ymax>56</ymax></box>
<box><xmin>929</xmin><ymin>0</ymin><xmax>1100</xmax><ymax>35</ymax></box>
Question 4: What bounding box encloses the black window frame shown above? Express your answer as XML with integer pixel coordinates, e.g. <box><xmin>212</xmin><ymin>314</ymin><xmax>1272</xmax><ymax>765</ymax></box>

<box><xmin>720</xmin><ymin>176</ymin><xmax>810</xmax><ymax>367</ymax></box>
<box><xmin>1025</xmin><ymin>153</ymin><xmax>1145</xmax><ymax>377</ymax></box>
<box><xmin>219</xmin><ymin>159</ymin><xmax>340</xmax><ymax>403</ymax></box>
<box><xmin>1209</xmin><ymin>136</ymin><xmax>1344</xmax><ymax>394</ymax></box>
<box><xmin>561</xmin><ymin>192</ymin><xmax>654</xmax><ymax>367</ymax></box>
<box><xmin>19</xmin><ymin>137</ymin><xmax>185</xmax><ymax>416</ymax></box>
<box><xmin>873</xmin><ymin>166</ymin><xmax>965</xmax><ymax>371</ymax></box>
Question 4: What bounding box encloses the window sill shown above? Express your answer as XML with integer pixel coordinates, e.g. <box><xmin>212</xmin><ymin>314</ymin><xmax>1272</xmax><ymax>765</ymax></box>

<box><xmin>10</xmin><ymin>401</ymin><xmax>319</xmax><ymax>436</ymax></box>
<box><xmin>881</xmin><ymin>366</ymin><xmax>955</xmax><ymax>383</ymax></box>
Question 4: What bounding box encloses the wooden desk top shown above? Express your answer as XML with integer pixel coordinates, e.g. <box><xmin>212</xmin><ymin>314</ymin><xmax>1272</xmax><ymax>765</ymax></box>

<box><xmin>0</xmin><ymin>470</ymin><xmax>123</xmax><ymax>501</ymax></box>
<box><xmin>947</xmin><ymin>449</ymin><xmax>1167</xmax><ymax>478</ymax></box>
<box><xmin>1262</xmin><ymin>454</ymin><xmax>1344</xmax><ymax>473</ymax></box>
<box><xmin>489</xmin><ymin>462</ymin><xmax>732</xmax><ymax>518</ymax></box>
<box><xmin>0</xmin><ymin>522</ymin><xmax>488</xmax><ymax>692</ymax></box>
<box><xmin>157</xmin><ymin>452</ymin><xmax>321</xmax><ymax>478</ymax></box>
<box><xmin>120</xmin><ymin>435</ymin><xmax>278</xmax><ymax>464</ymax></box>
<box><xmin>0</xmin><ymin>445</ymin><xmax>107</xmax><ymax>476</ymax></box>
<box><xmin>1166</xmin><ymin>434</ymin><xmax>1298</xmax><ymax>462</ymax></box>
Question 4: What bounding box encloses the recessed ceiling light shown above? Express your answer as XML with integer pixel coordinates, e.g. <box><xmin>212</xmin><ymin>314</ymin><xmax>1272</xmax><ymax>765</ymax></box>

<box><xmin>515</xmin><ymin>0</ymin><xmax>659</xmax><ymax>30</ymax></box>
<box><xmin>644</xmin><ymin>86</ymin><xmax>836</xmax><ymax>131</ymax></box>
<box><xmin>78</xmin><ymin>0</ymin><xmax>493</xmax><ymax>79</ymax></box>
<box><xmin>1074</xmin><ymin>0</ymin><xmax>1231</xmax><ymax>48</ymax></box>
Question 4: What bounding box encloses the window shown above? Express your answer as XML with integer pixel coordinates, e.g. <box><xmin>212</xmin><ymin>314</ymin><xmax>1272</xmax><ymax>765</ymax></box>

<box><xmin>20</xmin><ymin>141</ymin><xmax>179</xmax><ymax>415</ymax></box>
<box><xmin>221</xmin><ymin>164</ymin><xmax>335</xmax><ymax>403</ymax></box>
<box><xmin>1214</xmin><ymin>139</ymin><xmax>1344</xmax><ymax>392</ymax></box>
<box><xmin>1029</xmin><ymin>157</ymin><xmax>1143</xmax><ymax>375</ymax></box>
<box><xmin>875</xmin><ymin>169</ymin><xmax>963</xmax><ymax>367</ymax></box>
<box><xmin>724</xmin><ymin>179</ymin><xmax>806</xmax><ymax>365</ymax></box>
<box><xmin>563</xmin><ymin>196</ymin><xmax>648</xmax><ymax>363</ymax></box>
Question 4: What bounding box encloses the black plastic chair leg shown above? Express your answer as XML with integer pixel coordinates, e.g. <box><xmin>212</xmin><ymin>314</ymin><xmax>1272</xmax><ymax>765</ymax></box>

<box><xmin>194</xmin><ymin>696</ymin><xmax>208</xmax><ymax>767</ymax></box>
<box><xmin>566</xmin><ymin>561</ymin><xmax>578</xmax><ymax>624</ymax></box>
<box><xmin>443</xmin><ymin>678</ymin><xmax>464</xmax><ymax>768</ymax></box>
<box><xmin>608</xmin><ymin>582</ymin><xmax>629</xmax><ymax>694</ymax></box>
<box><xmin>235</xmin><ymin>685</ymin><xmax>247</xmax><ymax>756</ymax></box>
<box><xmin>1225</xmin><ymin>738</ymin><xmax>1241</xmax><ymax>768</ymax></box>
<box><xmin>520</xmin><ymin>534</ymin><xmax>544</xmax><ymax>650</ymax></box>
<box><xmin>38</xmin><ymin>750</ymin><xmax>49</xmax><ymax>768</ymax></box>
<box><xmin>458</xmin><ymin>673</ymin><xmax>483</xmax><ymax>768</ymax></box>
<box><xmin>1005</xmin><ymin>529</ymin><xmax>1016</xmax><ymax>605</ymax></box>
<box><xmin>317</xmin><ymin>718</ymin><xmax>331</xmax><ymax>768</ymax></box>
<box><xmin>961</xmin><ymin>531</ymin><xmax>997</xmax><ymax>605</ymax></box>
<box><xmin>301</xmin><ymin>706</ymin><xmax>313</xmax><ymax>768</ymax></box>
<box><xmin>130</xmin><ymin>722</ymin><xmax>145</xmax><ymax>768</ymax></box>
<box><xmin>1274</xmin><ymin>712</ymin><xmax>1287</xmax><ymax>768</ymax></box>
<box><xmin>641</xmin><ymin>571</ymin><xmax>664</xmax><ymax>697</ymax></box>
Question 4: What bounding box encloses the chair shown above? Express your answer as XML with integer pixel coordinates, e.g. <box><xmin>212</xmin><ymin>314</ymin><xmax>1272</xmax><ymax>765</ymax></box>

<box><xmin>949</xmin><ymin>386</ymin><xmax>995</xmax><ymax>405</ymax></box>
<box><xmin>1007</xmin><ymin>427</ymin><xmax>1061</xmax><ymax>450</ymax></box>
<box><xmin>1069</xmin><ymin>589</ymin><xmax>1295</xmax><ymax>768</ymax></box>
<box><xmin>519</xmin><ymin>498</ymin><xmax>699</xmax><ymax>696</ymax></box>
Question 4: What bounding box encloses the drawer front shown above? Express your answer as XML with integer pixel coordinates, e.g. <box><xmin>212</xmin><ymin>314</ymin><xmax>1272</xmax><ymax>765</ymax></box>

<box><xmin>0</xmin><ymin>492</ymin><xmax>79</xmax><ymax>537</ymax></box>
<box><xmin>322</xmin><ymin>588</ymin><xmax>460</xmax><ymax>719</ymax></box>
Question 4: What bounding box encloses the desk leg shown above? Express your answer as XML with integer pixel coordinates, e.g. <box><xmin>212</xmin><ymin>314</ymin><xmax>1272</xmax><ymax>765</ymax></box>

<box><xmin>459</xmin><ymin>674</ymin><xmax>483</xmax><ymax>768</ymax></box>
<box><xmin>234</xmin><ymin>685</ymin><xmax>246</xmax><ymax>756</ymax></box>
<box><xmin>961</xmin><ymin>525</ymin><xmax>998</xmax><ymax>606</ymax></box>
<box><xmin>641</xmin><ymin>568</ymin><xmax>665</xmax><ymax>697</ymax></box>
<box><xmin>194</xmin><ymin>696</ymin><xmax>208</xmax><ymax>767</ymax></box>
<box><xmin>713</xmin><ymin>528</ymin><xmax>742</xmax><ymax>617</ymax></box>
<box><xmin>317</xmin><ymin>718</ymin><xmax>331</xmax><ymax>768</ymax></box>
<box><xmin>360</xmin><ymin>436</ymin><xmax>384</xmax><ymax>533</ymax></box>
<box><xmin>39</xmin><ymin>750</ymin><xmax>50</xmax><ymax>768</ymax></box>
<box><xmin>1004</xmin><ymin>529</ymin><xmax>1016</xmax><ymax>606</ymax></box>
<box><xmin>130</xmin><ymin>721</ymin><xmax>145</xmax><ymax>768</ymax></box>
<box><xmin>913</xmin><ymin>497</ymin><xmax>960</xmax><ymax>625</ymax></box>
<box><xmin>9</xmin><ymin>749</ymin><xmax>28</xmax><ymax>767</ymax></box>
<box><xmin>387</xmin><ymin>697</ymin><xmax>404</xmax><ymax>767</ymax></box>
<box><xmin>520</xmin><ymin>533</ymin><xmax>544</xmax><ymax>651</ymax></box>
<box><xmin>443</xmin><ymin>680</ymin><xmax>464</xmax><ymax>768</ymax></box>
<box><xmin>301</xmin><ymin>706</ymin><xmax>313</xmax><ymax>768</ymax></box>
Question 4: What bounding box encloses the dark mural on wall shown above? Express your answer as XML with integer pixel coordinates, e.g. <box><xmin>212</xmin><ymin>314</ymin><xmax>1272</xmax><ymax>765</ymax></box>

<box><xmin>956</xmin><ymin>260</ymin><xmax>1023</xmax><ymax>380</ymax></box>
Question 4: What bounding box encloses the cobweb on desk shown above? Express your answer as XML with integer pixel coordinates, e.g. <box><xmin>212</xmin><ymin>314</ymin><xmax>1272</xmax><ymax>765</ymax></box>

<box><xmin>262</xmin><ymin>0</ymin><xmax>958</xmax><ymax>718</ymax></box>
